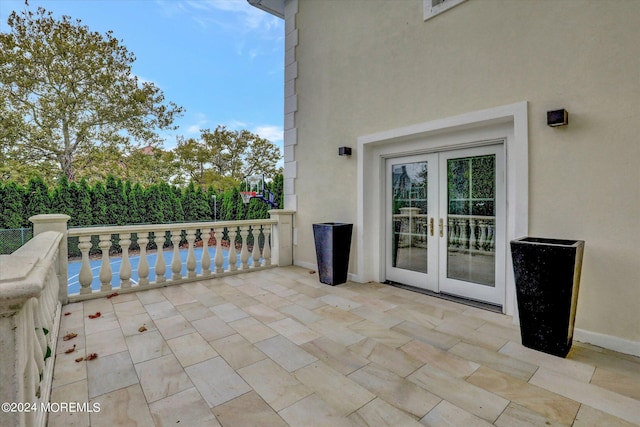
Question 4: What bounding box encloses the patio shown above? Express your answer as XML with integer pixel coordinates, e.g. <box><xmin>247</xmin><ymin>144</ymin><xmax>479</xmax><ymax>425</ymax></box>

<box><xmin>47</xmin><ymin>266</ymin><xmax>640</xmax><ymax>426</ymax></box>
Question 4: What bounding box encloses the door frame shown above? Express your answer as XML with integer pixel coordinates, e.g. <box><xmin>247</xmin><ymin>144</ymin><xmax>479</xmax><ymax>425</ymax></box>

<box><xmin>356</xmin><ymin>101</ymin><xmax>528</xmax><ymax>316</ymax></box>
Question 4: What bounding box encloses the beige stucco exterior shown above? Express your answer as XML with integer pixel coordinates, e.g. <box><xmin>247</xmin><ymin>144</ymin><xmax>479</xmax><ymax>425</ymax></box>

<box><xmin>279</xmin><ymin>0</ymin><xmax>639</xmax><ymax>354</ymax></box>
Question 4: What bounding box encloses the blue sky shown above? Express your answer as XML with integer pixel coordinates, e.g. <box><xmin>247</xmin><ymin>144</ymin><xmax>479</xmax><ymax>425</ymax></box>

<box><xmin>0</xmin><ymin>0</ymin><xmax>284</xmax><ymax>152</ymax></box>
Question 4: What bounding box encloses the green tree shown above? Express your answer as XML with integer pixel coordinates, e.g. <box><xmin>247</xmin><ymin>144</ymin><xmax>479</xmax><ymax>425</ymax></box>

<box><xmin>0</xmin><ymin>7</ymin><xmax>184</xmax><ymax>181</ymax></box>
<box><xmin>0</xmin><ymin>181</ymin><xmax>24</xmax><ymax>229</ymax></box>
<box><xmin>144</xmin><ymin>185</ymin><xmax>164</xmax><ymax>224</ymax></box>
<box><xmin>70</xmin><ymin>178</ymin><xmax>93</xmax><ymax>226</ymax></box>
<box><xmin>124</xmin><ymin>180</ymin><xmax>143</xmax><ymax>224</ymax></box>
<box><xmin>24</xmin><ymin>176</ymin><xmax>51</xmax><ymax>221</ymax></box>
<box><xmin>91</xmin><ymin>181</ymin><xmax>107</xmax><ymax>225</ymax></box>
<box><xmin>173</xmin><ymin>126</ymin><xmax>281</xmax><ymax>192</ymax></box>
<box><xmin>174</xmin><ymin>137</ymin><xmax>210</xmax><ymax>187</ymax></box>
<box><xmin>104</xmin><ymin>175</ymin><xmax>126</xmax><ymax>225</ymax></box>
<box><xmin>51</xmin><ymin>175</ymin><xmax>73</xmax><ymax>218</ymax></box>
<box><xmin>221</xmin><ymin>187</ymin><xmax>241</xmax><ymax>221</ymax></box>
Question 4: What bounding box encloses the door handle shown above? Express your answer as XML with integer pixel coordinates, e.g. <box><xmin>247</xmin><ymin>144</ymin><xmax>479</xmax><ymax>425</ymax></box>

<box><xmin>439</xmin><ymin>218</ymin><xmax>444</xmax><ymax>238</ymax></box>
<box><xmin>429</xmin><ymin>217</ymin><xmax>434</xmax><ymax>236</ymax></box>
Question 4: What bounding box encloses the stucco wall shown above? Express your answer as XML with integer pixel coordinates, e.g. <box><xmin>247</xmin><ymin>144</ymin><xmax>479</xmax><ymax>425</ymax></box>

<box><xmin>290</xmin><ymin>0</ymin><xmax>639</xmax><ymax>346</ymax></box>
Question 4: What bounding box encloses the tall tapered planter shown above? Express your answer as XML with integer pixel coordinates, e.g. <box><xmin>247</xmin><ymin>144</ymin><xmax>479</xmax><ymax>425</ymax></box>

<box><xmin>510</xmin><ymin>237</ymin><xmax>584</xmax><ymax>357</ymax></box>
<box><xmin>313</xmin><ymin>223</ymin><xmax>353</xmax><ymax>286</ymax></box>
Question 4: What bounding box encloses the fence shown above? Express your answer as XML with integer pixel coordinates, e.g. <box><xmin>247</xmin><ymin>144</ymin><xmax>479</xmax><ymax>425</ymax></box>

<box><xmin>0</xmin><ymin>227</ymin><xmax>33</xmax><ymax>255</ymax></box>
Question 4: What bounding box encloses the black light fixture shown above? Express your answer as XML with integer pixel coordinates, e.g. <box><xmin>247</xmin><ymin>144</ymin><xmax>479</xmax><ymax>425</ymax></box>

<box><xmin>338</xmin><ymin>146</ymin><xmax>352</xmax><ymax>156</ymax></box>
<box><xmin>547</xmin><ymin>109</ymin><xmax>568</xmax><ymax>127</ymax></box>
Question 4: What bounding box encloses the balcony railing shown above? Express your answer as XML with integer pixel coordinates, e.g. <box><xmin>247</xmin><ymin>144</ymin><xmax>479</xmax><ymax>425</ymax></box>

<box><xmin>0</xmin><ymin>210</ymin><xmax>294</xmax><ymax>426</ymax></box>
<box><xmin>393</xmin><ymin>210</ymin><xmax>496</xmax><ymax>253</ymax></box>
<box><xmin>0</xmin><ymin>230</ymin><xmax>63</xmax><ymax>427</ymax></box>
<box><xmin>67</xmin><ymin>219</ymin><xmax>276</xmax><ymax>302</ymax></box>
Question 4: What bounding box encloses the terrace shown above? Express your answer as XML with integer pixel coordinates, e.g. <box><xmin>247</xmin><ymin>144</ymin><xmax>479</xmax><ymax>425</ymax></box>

<box><xmin>1</xmin><ymin>214</ymin><xmax>639</xmax><ymax>427</ymax></box>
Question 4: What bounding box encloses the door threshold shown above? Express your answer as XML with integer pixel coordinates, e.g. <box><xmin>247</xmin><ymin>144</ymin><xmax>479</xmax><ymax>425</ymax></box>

<box><xmin>383</xmin><ymin>280</ymin><xmax>503</xmax><ymax>313</ymax></box>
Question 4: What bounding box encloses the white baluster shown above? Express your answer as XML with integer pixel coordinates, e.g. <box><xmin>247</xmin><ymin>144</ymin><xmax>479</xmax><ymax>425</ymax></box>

<box><xmin>251</xmin><ymin>226</ymin><xmax>262</xmax><ymax>268</ymax></box>
<box><xmin>240</xmin><ymin>226</ymin><xmax>250</xmax><ymax>270</ymax></box>
<box><xmin>478</xmin><ymin>219</ymin><xmax>488</xmax><ymax>250</ymax></box>
<box><xmin>138</xmin><ymin>233</ymin><xmax>150</xmax><ymax>286</ymax></box>
<box><xmin>98</xmin><ymin>234</ymin><xmax>112</xmax><ymax>292</ymax></box>
<box><xmin>459</xmin><ymin>218</ymin><xmax>468</xmax><ymax>249</ymax></box>
<box><xmin>186</xmin><ymin>229</ymin><xmax>197</xmax><ymax>278</ymax></box>
<box><xmin>154</xmin><ymin>232</ymin><xmax>166</xmax><ymax>283</ymax></box>
<box><xmin>262</xmin><ymin>226</ymin><xmax>271</xmax><ymax>266</ymax></box>
<box><xmin>201</xmin><ymin>229</ymin><xmax>211</xmax><ymax>276</ymax></box>
<box><xmin>448</xmin><ymin>218</ymin><xmax>455</xmax><ymax>246</ymax></box>
<box><xmin>171</xmin><ymin>230</ymin><xmax>182</xmax><ymax>281</ymax></box>
<box><xmin>78</xmin><ymin>235</ymin><xmax>93</xmax><ymax>295</ymax></box>
<box><xmin>33</xmin><ymin>300</ymin><xmax>46</xmax><ymax>374</ymax></box>
<box><xmin>227</xmin><ymin>227</ymin><xmax>238</xmax><ymax>271</ymax></box>
<box><xmin>214</xmin><ymin>229</ymin><xmax>224</xmax><ymax>273</ymax></box>
<box><xmin>488</xmin><ymin>221</ymin><xmax>496</xmax><ymax>251</ymax></box>
<box><xmin>469</xmin><ymin>218</ymin><xmax>477</xmax><ymax>251</ymax></box>
<box><xmin>120</xmin><ymin>233</ymin><xmax>132</xmax><ymax>288</ymax></box>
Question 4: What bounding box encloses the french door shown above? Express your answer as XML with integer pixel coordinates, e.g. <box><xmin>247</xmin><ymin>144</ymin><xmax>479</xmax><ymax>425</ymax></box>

<box><xmin>386</xmin><ymin>144</ymin><xmax>505</xmax><ymax>306</ymax></box>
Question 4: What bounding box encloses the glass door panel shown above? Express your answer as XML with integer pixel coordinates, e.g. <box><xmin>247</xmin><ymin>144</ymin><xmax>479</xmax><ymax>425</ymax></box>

<box><xmin>439</xmin><ymin>145</ymin><xmax>505</xmax><ymax>305</ymax></box>
<box><xmin>446</xmin><ymin>154</ymin><xmax>496</xmax><ymax>286</ymax></box>
<box><xmin>386</xmin><ymin>154</ymin><xmax>438</xmax><ymax>291</ymax></box>
<box><xmin>392</xmin><ymin>161</ymin><xmax>428</xmax><ymax>273</ymax></box>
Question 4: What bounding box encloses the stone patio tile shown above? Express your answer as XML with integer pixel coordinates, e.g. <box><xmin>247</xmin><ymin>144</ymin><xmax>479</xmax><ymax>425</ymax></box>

<box><xmin>237</xmin><ymin>358</ymin><xmax>312</xmax><ymax>411</ymax></box>
<box><xmin>301</xmin><ymin>337</ymin><xmax>369</xmax><ymax>376</ymax></box>
<box><xmin>149</xmin><ymin>387</ymin><xmax>221</xmax><ymax>427</ymax></box>
<box><xmin>408</xmin><ymin>364</ymin><xmax>509</xmax><ymax>423</ymax></box>
<box><xmin>268</xmin><ymin>317</ymin><xmax>321</xmax><ymax>344</ymax></box>
<box><xmin>349</xmin><ymin>338</ymin><xmax>423</xmax><ymax>378</ymax></box>
<box><xmin>210</xmin><ymin>333</ymin><xmax>267</xmax><ymax>370</ymax></box>
<box><xmin>348</xmin><ymin>363</ymin><xmax>440</xmax><ymax>418</ymax></box>
<box><xmin>212</xmin><ymin>391</ymin><xmax>288</xmax><ymax>427</ymax></box>
<box><xmin>167</xmin><ymin>332</ymin><xmax>218</xmax><ymax>367</ymax></box>
<box><xmin>87</xmin><ymin>351</ymin><xmax>138</xmax><ymax>399</ymax></box>
<box><xmin>185</xmin><ymin>356</ymin><xmax>251</xmax><ymax>407</ymax></box>
<box><xmin>89</xmin><ymin>384</ymin><xmax>155</xmax><ymax>427</ymax></box>
<box><xmin>125</xmin><ymin>330</ymin><xmax>172</xmax><ymax>364</ymax></box>
<box><xmin>191</xmin><ymin>315</ymin><xmax>235</xmax><ymax>342</ymax></box>
<box><xmin>421</xmin><ymin>400</ymin><xmax>494</xmax><ymax>426</ymax></box>
<box><xmin>467</xmin><ymin>366</ymin><xmax>580</xmax><ymax>424</ymax></box>
<box><xmin>449</xmin><ymin>341</ymin><xmax>538</xmax><ymax>381</ymax></box>
<box><xmin>278</xmin><ymin>394</ymin><xmax>356</xmax><ymax>427</ymax></box>
<box><xmin>255</xmin><ymin>335</ymin><xmax>317</xmax><ymax>372</ymax></box>
<box><xmin>400</xmin><ymin>339</ymin><xmax>479</xmax><ymax>378</ymax></box>
<box><xmin>47</xmin><ymin>379</ymin><xmax>90</xmax><ymax>427</ymax></box>
<box><xmin>229</xmin><ymin>316</ymin><xmax>278</xmax><ymax>343</ymax></box>
<box><xmin>350</xmin><ymin>398</ymin><xmax>424</xmax><ymax>427</ymax></box>
<box><xmin>135</xmin><ymin>353</ymin><xmax>193</xmax><ymax>403</ymax></box>
<box><xmin>294</xmin><ymin>361</ymin><xmax>375</xmax><ymax>415</ymax></box>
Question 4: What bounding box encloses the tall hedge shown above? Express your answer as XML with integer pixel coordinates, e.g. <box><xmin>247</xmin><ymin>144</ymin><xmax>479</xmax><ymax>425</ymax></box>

<box><xmin>0</xmin><ymin>174</ymin><xmax>283</xmax><ymax>230</ymax></box>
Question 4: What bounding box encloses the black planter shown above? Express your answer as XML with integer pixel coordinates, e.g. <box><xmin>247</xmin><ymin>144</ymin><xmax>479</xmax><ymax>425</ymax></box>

<box><xmin>313</xmin><ymin>223</ymin><xmax>353</xmax><ymax>286</ymax></box>
<box><xmin>510</xmin><ymin>237</ymin><xmax>584</xmax><ymax>357</ymax></box>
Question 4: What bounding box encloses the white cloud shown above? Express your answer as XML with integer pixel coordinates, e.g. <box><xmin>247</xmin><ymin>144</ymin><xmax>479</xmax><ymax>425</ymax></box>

<box><xmin>253</xmin><ymin>125</ymin><xmax>283</xmax><ymax>143</ymax></box>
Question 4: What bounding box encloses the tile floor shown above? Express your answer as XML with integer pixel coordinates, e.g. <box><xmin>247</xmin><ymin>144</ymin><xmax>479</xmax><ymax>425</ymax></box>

<box><xmin>48</xmin><ymin>266</ymin><xmax>640</xmax><ymax>426</ymax></box>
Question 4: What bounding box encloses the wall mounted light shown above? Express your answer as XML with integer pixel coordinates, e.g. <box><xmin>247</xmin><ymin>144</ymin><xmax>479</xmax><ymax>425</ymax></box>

<box><xmin>338</xmin><ymin>146</ymin><xmax>352</xmax><ymax>156</ymax></box>
<box><xmin>547</xmin><ymin>109</ymin><xmax>568</xmax><ymax>127</ymax></box>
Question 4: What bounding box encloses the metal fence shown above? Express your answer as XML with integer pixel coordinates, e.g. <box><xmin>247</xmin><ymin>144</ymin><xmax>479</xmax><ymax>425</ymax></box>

<box><xmin>0</xmin><ymin>228</ymin><xmax>33</xmax><ymax>255</ymax></box>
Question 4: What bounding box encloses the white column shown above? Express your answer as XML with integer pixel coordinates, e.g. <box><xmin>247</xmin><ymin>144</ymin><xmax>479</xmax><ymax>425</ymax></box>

<box><xmin>268</xmin><ymin>210</ymin><xmax>295</xmax><ymax>266</ymax></box>
<box><xmin>29</xmin><ymin>214</ymin><xmax>70</xmax><ymax>304</ymax></box>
